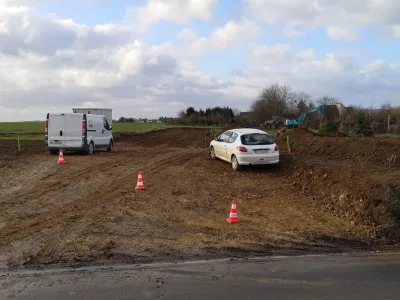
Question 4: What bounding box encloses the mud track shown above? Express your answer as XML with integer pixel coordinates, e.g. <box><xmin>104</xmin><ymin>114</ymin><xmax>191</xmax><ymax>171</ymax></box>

<box><xmin>0</xmin><ymin>128</ymin><xmax>399</xmax><ymax>269</ymax></box>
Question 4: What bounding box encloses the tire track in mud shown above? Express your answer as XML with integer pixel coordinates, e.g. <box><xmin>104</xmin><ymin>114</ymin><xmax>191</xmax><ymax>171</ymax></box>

<box><xmin>1</xmin><ymin>154</ymin><xmax>135</xmax><ymax>201</ymax></box>
<box><xmin>0</xmin><ymin>149</ymin><xmax>204</xmax><ymax>253</ymax></box>
<box><xmin>14</xmin><ymin>149</ymin><xmax>204</xmax><ymax>266</ymax></box>
<box><xmin>0</xmin><ymin>147</ymin><xmax>164</xmax><ymax>217</ymax></box>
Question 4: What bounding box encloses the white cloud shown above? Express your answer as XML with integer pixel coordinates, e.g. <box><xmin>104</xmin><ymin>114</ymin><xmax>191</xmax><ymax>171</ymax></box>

<box><xmin>245</xmin><ymin>0</ymin><xmax>400</xmax><ymax>40</ymax></box>
<box><xmin>209</xmin><ymin>19</ymin><xmax>262</xmax><ymax>49</ymax></box>
<box><xmin>0</xmin><ymin>2</ymin><xmax>400</xmax><ymax>122</ymax></box>
<box><xmin>126</xmin><ymin>0</ymin><xmax>217</xmax><ymax>30</ymax></box>
<box><xmin>169</xmin><ymin>20</ymin><xmax>262</xmax><ymax>67</ymax></box>
<box><xmin>249</xmin><ymin>43</ymin><xmax>292</xmax><ymax>66</ymax></box>
<box><xmin>296</xmin><ymin>49</ymin><xmax>315</xmax><ymax>61</ymax></box>
<box><xmin>326</xmin><ymin>26</ymin><xmax>357</xmax><ymax>42</ymax></box>
<box><xmin>391</xmin><ymin>25</ymin><xmax>400</xmax><ymax>38</ymax></box>
<box><xmin>282</xmin><ymin>25</ymin><xmax>306</xmax><ymax>37</ymax></box>
<box><xmin>115</xmin><ymin>42</ymin><xmax>146</xmax><ymax>75</ymax></box>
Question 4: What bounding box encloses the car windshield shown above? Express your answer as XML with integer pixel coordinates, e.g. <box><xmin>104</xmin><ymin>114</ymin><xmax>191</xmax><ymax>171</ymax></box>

<box><xmin>240</xmin><ymin>133</ymin><xmax>274</xmax><ymax>145</ymax></box>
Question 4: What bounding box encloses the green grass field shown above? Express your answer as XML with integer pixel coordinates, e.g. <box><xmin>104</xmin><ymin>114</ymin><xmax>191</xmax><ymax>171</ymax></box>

<box><xmin>0</xmin><ymin>122</ymin><xmax>222</xmax><ymax>140</ymax></box>
<box><xmin>1</xmin><ymin>122</ymin><xmax>397</xmax><ymax>141</ymax></box>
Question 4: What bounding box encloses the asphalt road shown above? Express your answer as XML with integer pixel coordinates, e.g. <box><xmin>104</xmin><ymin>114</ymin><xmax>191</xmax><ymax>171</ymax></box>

<box><xmin>1</xmin><ymin>253</ymin><xmax>400</xmax><ymax>299</ymax></box>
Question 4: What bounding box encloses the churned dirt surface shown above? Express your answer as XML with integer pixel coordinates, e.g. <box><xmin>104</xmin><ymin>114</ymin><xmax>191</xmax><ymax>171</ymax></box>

<box><xmin>276</xmin><ymin>130</ymin><xmax>400</xmax><ymax>228</ymax></box>
<box><xmin>0</xmin><ymin>128</ymin><xmax>399</xmax><ymax>269</ymax></box>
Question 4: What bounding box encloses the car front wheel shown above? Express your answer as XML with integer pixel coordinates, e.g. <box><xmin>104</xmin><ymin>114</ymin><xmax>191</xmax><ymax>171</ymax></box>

<box><xmin>231</xmin><ymin>155</ymin><xmax>241</xmax><ymax>171</ymax></box>
<box><xmin>210</xmin><ymin>146</ymin><xmax>216</xmax><ymax>159</ymax></box>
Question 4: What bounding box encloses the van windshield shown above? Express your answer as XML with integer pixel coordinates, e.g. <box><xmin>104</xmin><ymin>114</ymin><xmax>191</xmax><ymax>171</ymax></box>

<box><xmin>240</xmin><ymin>133</ymin><xmax>274</xmax><ymax>145</ymax></box>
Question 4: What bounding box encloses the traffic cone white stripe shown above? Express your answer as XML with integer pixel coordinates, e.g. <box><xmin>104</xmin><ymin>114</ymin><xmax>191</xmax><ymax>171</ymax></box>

<box><xmin>135</xmin><ymin>171</ymin><xmax>145</xmax><ymax>190</ymax></box>
<box><xmin>226</xmin><ymin>200</ymin><xmax>240</xmax><ymax>223</ymax></box>
<box><xmin>57</xmin><ymin>149</ymin><xmax>65</xmax><ymax>164</ymax></box>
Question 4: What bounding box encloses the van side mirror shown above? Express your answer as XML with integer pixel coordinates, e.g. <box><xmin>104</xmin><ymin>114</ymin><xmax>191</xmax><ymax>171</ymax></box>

<box><xmin>109</xmin><ymin>125</ymin><xmax>113</xmax><ymax>130</ymax></box>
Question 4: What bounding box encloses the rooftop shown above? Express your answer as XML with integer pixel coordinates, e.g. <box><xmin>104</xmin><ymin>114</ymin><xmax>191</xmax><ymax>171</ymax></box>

<box><xmin>72</xmin><ymin>108</ymin><xmax>112</xmax><ymax>110</ymax></box>
<box><xmin>231</xmin><ymin>128</ymin><xmax>266</xmax><ymax>134</ymax></box>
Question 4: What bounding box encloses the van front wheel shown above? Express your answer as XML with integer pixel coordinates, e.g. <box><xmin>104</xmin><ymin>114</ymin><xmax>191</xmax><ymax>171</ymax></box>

<box><xmin>107</xmin><ymin>140</ymin><xmax>113</xmax><ymax>152</ymax></box>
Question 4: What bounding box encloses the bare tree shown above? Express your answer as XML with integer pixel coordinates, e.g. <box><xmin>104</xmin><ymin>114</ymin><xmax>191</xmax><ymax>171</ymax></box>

<box><xmin>250</xmin><ymin>97</ymin><xmax>275</xmax><ymax>124</ymax></box>
<box><xmin>375</xmin><ymin>101</ymin><xmax>394</xmax><ymax>123</ymax></box>
<box><xmin>294</xmin><ymin>91</ymin><xmax>312</xmax><ymax>114</ymax></box>
<box><xmin>177</xmin><ymin>110</ymin><xmax>186</xmax><ymax>118</ymax></box>
<box><xmin>380</xmin><ymin>101</ymin><xmax>393</xmax><ymax>113</ymax></box>
<box><xmin>317</xmin><ymin>96</ymin><xmax>340</xmax><ymax>105</ymax></box>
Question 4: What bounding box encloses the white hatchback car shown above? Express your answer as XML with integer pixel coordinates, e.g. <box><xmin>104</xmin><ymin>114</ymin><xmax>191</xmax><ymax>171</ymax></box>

<box><xmin>210</xmin><ymin>128</ymin><xmax>279</xmax><ymax>171</ymax></box>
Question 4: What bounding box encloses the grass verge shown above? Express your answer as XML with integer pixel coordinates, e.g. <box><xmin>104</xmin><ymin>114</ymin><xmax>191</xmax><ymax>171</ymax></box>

<box><xmin>0</xmin><ymin>122</ymin><xmax>224</xmax><ymax>140</ymax></box>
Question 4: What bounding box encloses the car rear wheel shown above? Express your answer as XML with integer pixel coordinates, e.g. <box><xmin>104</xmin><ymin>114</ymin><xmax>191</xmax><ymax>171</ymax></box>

<box><xmin>231</xmin><ymin>155</ymin><xmax>241</xmax><ymax>171</ymax></box>
<box><xmin>210</xmin><ymin>146</ymin><xmax>216</xmax><ymax>159</ymax></box>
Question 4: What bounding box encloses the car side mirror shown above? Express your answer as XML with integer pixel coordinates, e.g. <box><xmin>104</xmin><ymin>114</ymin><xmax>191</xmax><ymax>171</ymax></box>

<box><xmin>109</xmin><ymin>125</ymin><xmax>113</xmax><ymax>130</ymax></box>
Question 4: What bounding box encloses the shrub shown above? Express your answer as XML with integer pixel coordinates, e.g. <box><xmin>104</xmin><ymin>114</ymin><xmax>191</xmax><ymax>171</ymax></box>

<box><xmin>387</xmin><ymin>185</ymin><xmax>400</xmax><ymax>224</ymax></box>
<box><xmin>356</xmin><ymin>112</ymin><xmax>373</xmax><ymax>136</ymax></box>
<box><xmin>318</xmin><ymin>120</ymin><xmax>338</xmax><ymax>133</ymax></box>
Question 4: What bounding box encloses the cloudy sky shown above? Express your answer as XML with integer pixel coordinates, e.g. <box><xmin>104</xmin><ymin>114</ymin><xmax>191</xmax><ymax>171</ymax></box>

<box><xmin>1</xmin><ymin>0</ymin><xmax>400</xmax><ymax>121</ymax></box>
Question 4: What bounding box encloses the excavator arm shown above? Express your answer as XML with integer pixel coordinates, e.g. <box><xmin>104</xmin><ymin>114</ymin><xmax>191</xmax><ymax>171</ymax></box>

<box><xmin>286</xmin><ymin>105</ymin><xmax>325</xmax><ymax>127</ymax></box>
<box><xmin>297</xmin><ymin>106</ymin><xmax>325</xmax><ymax>122</ymax></box>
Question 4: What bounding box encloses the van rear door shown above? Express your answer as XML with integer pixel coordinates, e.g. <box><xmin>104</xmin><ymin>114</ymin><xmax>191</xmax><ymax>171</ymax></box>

<box><xmin>64</xmin><ymin>114</ymin><xmax>83</xmax><ymax>148</ymax></box>
<box><xmin>48</xmin><ymin>114</ymin><xmax>66</xmax><ymax>147</ymax></box>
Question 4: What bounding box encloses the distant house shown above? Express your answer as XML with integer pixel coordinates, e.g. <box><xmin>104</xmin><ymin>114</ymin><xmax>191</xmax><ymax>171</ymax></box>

<box><xmin>238</xmin><ymin>112</ymin><xmax>256</xmax><ymax>126</ymax></box>
<box><xmin>239</xmin><ymin>112</ymin><xmax>251</xmax><ymax>119</ymax></box>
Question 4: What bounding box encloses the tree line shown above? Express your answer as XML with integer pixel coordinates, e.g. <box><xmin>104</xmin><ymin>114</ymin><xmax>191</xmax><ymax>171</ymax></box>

<box><xmin>116</xmin><ymin>82</ymin><xmax>399</xmax><ymax>130</ymax></box>
<box><xmin>166</xmin><ymin>106</ymin><xmax>238</xmax><ymax>126</ymax></box>
<box><xmin>117</xmin><ymin>117</ymin><xmax>150</xmax><ymax>122</ymax></box>
<box><xmin>249</xmin><ymin>83</ymin><xmax>400</xmax><ymax>125</ymax></box>
<box><xmin>249</xmin><ymin>83</ymin><xmax>344</xmax><ymax>124</ymax></box>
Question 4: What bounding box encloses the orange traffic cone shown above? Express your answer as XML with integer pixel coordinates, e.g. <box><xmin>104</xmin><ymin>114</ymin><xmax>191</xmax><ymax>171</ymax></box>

<box><xmin>57</xmin><ymin>149</ymin><xmax>65</xmax><ymax>164</ymax></box>
<box><xmin>226</xmin><ymin>200</ymin><xmax>240</xmax><ymax>223</ymax></box>
<box><xmin>135</xmin><ymin>171</ymin><xmax>145</xmax><ymax>190</ymax></box>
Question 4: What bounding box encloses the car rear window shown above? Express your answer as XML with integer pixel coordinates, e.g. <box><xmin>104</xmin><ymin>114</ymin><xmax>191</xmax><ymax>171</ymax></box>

<box><xmin>240</xmin><ymin>133</ymin><xmax>274</xmax><ymax>145</ymax></box>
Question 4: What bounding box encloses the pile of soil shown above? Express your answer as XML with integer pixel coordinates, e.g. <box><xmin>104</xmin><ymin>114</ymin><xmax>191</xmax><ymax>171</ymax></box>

<box><xmin>278</xmin><ymin>129</ymin><xmax>400</xmax><ymax>163</ymax></box>
<box><xmin>275</xmin><ymin>129</ymin><xmax>400</xmax><ymax>231</ymax></box>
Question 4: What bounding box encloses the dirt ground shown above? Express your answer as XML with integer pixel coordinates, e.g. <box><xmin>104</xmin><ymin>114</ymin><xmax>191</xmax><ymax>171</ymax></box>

<box><xmin>0</xmin><ymin>128</ymin><xmax>399</xmax><ymax>269</ymax></box>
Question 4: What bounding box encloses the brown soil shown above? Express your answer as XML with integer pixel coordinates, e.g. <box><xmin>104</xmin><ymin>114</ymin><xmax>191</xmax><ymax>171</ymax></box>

<box><xmin>0</xmin><ymin>128</ymin><xmax>399</xmax><ymax>269</ymax></box>
<box><xmin>276</xmin><ymin>129</ymin><xmax>400</xmax><ymax>228</ymax></box>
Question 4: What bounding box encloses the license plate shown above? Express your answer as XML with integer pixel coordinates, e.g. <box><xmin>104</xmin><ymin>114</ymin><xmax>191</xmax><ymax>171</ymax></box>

<box><xmin>51</xmin><ymin>141</ymin><xmax>62</xmax><ymax>145</ymax></box>
<box><xmin>255</xmin><ymin>150</ymin><xmax>268</xmax><ymax>154</ymax></box>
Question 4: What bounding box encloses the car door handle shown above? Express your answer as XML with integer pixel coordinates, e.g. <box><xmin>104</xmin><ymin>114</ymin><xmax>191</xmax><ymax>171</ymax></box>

<box><xmin>102</xmin><ymin>129</ymin><xmax>105</xmax><ymax>133</ymax></box>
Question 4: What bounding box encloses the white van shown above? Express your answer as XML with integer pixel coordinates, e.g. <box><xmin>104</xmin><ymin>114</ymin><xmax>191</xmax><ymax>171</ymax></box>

<box><xmin>45</xmin><ymin>113</ymin><xmax>113</xmax><ymax>155</ymax></box>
